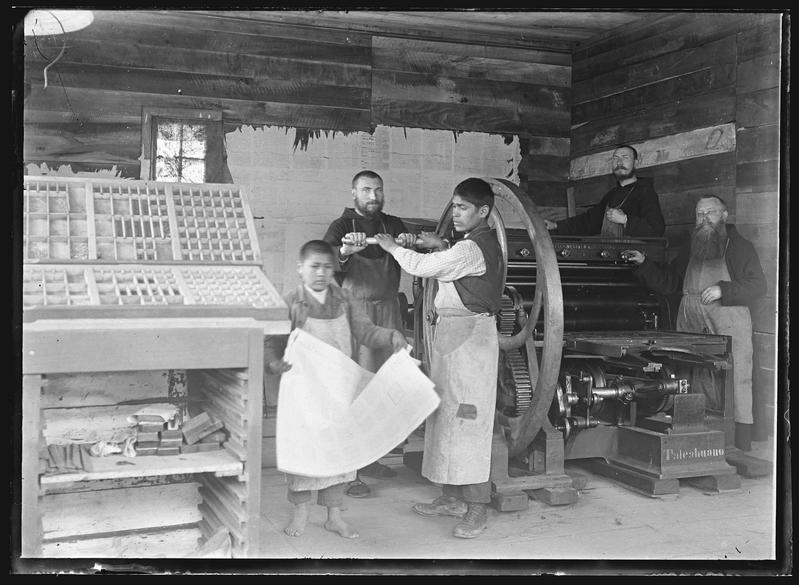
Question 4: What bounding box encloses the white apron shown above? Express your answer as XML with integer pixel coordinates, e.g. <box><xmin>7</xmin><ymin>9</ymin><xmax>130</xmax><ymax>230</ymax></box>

<box><xmin>678</xmin><ymin>252</ymin><xmax>753</xmax><ymax>424</ymax></box>
<box><xmin>285</xmin><ymin>311</ymin><xmax>358</xmax><ymax>491</ymax></box>
<box><xmin>422</xmin><ymin>283</ymin><xmax>498</xmax><ymax>485</ymax></box>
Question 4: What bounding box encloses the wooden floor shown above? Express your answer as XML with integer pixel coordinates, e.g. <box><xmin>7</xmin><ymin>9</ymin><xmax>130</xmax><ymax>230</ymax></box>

<box><xmin>256</xmin><ymin>438</ymin><xmax>777</xmax><ymax>565</ymax></box>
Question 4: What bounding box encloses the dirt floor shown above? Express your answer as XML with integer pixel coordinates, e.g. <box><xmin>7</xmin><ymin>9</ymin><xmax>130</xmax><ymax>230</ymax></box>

<box><xmin>256</xmin><ymin>437</ymin><xmax>778</xmax><ymax>569</ymax></box>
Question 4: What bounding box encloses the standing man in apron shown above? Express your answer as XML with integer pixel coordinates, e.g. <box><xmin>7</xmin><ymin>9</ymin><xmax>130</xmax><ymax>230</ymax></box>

<box><xmin>324</xmin><ymin>170</ymin><xmax>418</xmax><ymax>497</ymax></box>
<box><xmin>374</xmin><ymin>177</ymin><xmax>504</xmax><ymax>539</ymax></box>
<box><xmin>624</xmin><ymin>196</ymin><xmax>767</xmax><ymax>451</ymax></box>
<box><xmin>264</xmin><ymin>240</ymin><xmax>408</xmax><ymax>539</ymax></box>
<box><xmin>543</xmin><ymin>144</ymin><xmax>666</xmax><ymax>238</ymax></box>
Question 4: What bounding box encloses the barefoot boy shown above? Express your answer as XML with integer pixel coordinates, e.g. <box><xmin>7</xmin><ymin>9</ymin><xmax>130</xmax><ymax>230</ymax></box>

<box><xmin>265</xmin><ymin>240</ymin><xmax>408</xmax><ymax>539</ymax></box>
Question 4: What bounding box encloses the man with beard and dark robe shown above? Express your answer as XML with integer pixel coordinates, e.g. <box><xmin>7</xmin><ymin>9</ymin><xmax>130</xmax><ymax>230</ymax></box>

<box><xmin>623</xmin><ymin>196</ymin><xmax>766</xmax><ymax>451</ymax></box>
<box><xmin>323</xmin><ymin>170</ymin><xmax>417</xmax><ymax>497</ymax></box>
<box><xmin>544</xmin><ymin>145</ymin><xmax>666</xmax><ymax>237</ymax></box>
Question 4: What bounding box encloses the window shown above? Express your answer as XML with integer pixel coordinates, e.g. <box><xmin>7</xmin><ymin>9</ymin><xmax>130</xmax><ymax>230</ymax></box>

<box><xmin>154</xmin><ymin>118</ymin><xmax>207</xmax><ymax>183</ymax></box>
<box><xmin>140</xmin><ymin>108</ymin><xmax>226</xmax><ymax>183</ymax></box>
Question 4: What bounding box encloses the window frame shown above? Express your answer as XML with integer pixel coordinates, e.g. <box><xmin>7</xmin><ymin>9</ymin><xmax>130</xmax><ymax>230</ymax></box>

<box><xmin>140</xmin><ymin>107</ymin><xmax>223</xmax><ymax>182</ymax></box>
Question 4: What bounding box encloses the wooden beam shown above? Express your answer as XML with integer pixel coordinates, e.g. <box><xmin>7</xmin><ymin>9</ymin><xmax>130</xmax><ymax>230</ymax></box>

<box><xmin>737</xmin><ymin>21</ymin><xmax>784</xmax><ymax>62</ymax></box>
<box><xmin>88</xmin><ymin>9</ymin><xmax>373</xmax><ymax>46</ymax></box>
<box><xmin>573</xmin><ymin>12</ymin><xmax>770</xmax><ymax>83</ymax></box>
<box><xmin>573</xmin><ymin>64</ymin><xmax>736</xmax><ymax>125</ymax></box>
<box><xmin>571</xmin><ymin>88</ymin><xmax>736</xmax><ymax>157</ymax></box>
<box><xmin>372</xmin><ymin>70</ymin><xmax>569</xmax><ymax>112</ymax></box>
<box><xmin>25</xmin><ymin>86</ymin><xmax>371</xmax><ymax>131</ymax></box>
<box><xmin>71</xmin><ymin>11</ymin><xmax>373</xmax><ymax>62</ymax></box>
<box><xmin>372</xmin><ymin>37</ymin><xmax>571</xmax><ymax>86</ymax></box>
<box><xmin>199</xmin><ymin>9</ymin><xmax>578</xmax><ymax>52</ymax></box>
<box><xmin>569</xmin><ymin>123</ymin><xmax>737</xmax><ymax>181</ymax></box>
<box><xmin>28</xmin><ymin>64</ymin><xmax>371</xmax><ymax>110</ymax></box>
<box><xmin>736</xmin><ymin>125</ymin><xmax>780</xmax><ymax>164</ymax></box>
<box><xmin>26</xmin><ymin>39</ymin><xmax>371</xmax><ymax>87</ymax></box>
<box><xmin>736</xmin><ymin>160</ymin><xmax>780</xmax><ymax>193</ymax></box>
<box><xmin>372</xmin><ymin>99</ymin><xmax>569</xmax><ymax>137</ymax></box>
<box><xmin>572</xmin><ymin>35</ymin><xmax>736</xmax><ymax>104</ymax></box>
<box><xmin>572</xmin><ymin>12</ymin><xmax>692</xmax><ymax>61</ymax></box>
<box><xmin>736</xmin><ymin>87</ymin><xmax>781</xmax><ymax>128</ymax></box>
<box><xmin>737</xmin><ymin>53</ymin><xmax>782</xmax><ymax>94</ymax></box>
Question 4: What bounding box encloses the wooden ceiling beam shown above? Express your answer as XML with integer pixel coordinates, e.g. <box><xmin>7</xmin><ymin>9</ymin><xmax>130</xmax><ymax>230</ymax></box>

<box><xmin>191</xmin><ymin>10</ymin><xmax>578</xmax><ymax>52</ymax></box>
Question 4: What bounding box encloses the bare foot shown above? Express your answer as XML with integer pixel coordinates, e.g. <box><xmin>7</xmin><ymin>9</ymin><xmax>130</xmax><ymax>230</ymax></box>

<box><xmin>324</xmin><ymin>517</ymin><xmax>359</xmax><ymax>539</ymax></box>
<box><xmin>284</xmin><ymin>503</ymin><xmax>308</xmax><ymax>537</ymax></box>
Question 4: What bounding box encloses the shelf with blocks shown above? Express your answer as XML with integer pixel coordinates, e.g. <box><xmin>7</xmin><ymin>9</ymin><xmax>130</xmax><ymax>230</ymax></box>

<box><xmin>21</xmin><ymin>176</ymin><xmax>290</xmax><ymax>559</ymax></box>
<box><xmin>41</xmin><ymin>450</ymin><xmax>244</xmax><ymax>486</ymax></box>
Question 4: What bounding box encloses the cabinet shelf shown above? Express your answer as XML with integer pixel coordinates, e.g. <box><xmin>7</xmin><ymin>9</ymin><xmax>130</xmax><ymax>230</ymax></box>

<box><xmin>41</xmin><ymin>449</ymin><xmax>244</xmax><ymax>486</ymax></box>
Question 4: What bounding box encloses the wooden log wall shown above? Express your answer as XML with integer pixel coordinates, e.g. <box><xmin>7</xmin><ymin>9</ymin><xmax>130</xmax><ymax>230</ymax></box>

<box><xmin>569</xmin><ymin>12</ymin><xmax>783</xmax><ymax>438</ymax></box>
<box><xmin>22</xmin><ymin>11</ymin><xmax>571</xmax><ymax>208</ymax></box>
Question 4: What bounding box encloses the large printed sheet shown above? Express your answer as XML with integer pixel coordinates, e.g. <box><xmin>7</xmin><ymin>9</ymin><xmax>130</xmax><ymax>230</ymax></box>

<box><xmin>276</xmin><ymin>328</ymin><xmax>439</xmax><ymax>477</ymax></box>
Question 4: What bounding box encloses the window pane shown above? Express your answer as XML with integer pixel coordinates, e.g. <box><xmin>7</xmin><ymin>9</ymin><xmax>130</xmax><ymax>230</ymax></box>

<box><xmin>181</xmin><ymin>124</ymin><xmax>207</xmax><ymax>158</ymax></box>
<box><xmin>180</xmin><ymin>158</ymin><xmax>205</xmax><ymax>184</ymax></box>
<box><xmin>155</xmin><ymin>157</ymin><xmax>180</xmax><ymax>182</ymax></box>
<box><xmin>157</xmin><ymin>122</ymin><xmax>183</xmax><ymax>158</ymax></box>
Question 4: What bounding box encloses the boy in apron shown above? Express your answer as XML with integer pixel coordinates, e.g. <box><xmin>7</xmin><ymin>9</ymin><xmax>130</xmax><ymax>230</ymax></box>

<box><xmin>374</xmin><ymin>178</ymin><xmax>504</xmax><ymax>539</ymax></box>
<box><xmin>264</xmin><ymin>240</ymin><xmax>408</xmax><ymax>539</ymax></box>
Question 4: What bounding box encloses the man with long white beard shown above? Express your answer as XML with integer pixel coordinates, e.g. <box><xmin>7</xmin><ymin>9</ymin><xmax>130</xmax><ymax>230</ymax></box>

<box><xmin>623</xmin><ymin>196</ymin><xmax>766</xmax><ymax>451</ymax></box>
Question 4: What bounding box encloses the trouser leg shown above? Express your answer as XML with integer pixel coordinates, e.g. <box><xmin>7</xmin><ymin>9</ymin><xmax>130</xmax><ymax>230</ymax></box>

<box><xmin>317</xmin><ymin>482</ymin><xmax>347</xmax><ymax>508</ymax></box>
<box><xmin>287</xmin><ymin>489</ymin><xmax>312</xmax><ymax>505</ymax></box>
<box><xmin>443</xmin><ymin>482</ymin><xmax>491</xmax><ymax>504</ymax></box>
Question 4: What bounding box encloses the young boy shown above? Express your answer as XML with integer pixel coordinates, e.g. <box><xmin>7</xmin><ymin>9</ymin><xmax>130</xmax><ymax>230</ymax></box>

<box><xmin>373</xmin><ymin>178</ymin><xmax>503</xmax><ymax>539</ymax></box>
<box><xmin>264</xmin><ymin>239</ymin><xmax>407</xmax><ymax>539</ymax></box>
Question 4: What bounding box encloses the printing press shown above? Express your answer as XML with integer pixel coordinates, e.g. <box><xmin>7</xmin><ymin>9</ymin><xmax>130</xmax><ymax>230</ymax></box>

<box><xmin>402</xmin><ymin>178</ymin><xmax>755</xmax><ymax>511</ymax></box>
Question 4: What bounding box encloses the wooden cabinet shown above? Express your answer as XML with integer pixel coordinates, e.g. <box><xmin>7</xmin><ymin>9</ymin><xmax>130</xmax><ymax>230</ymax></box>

<box><xmin>20</xmin><ymin>176</ymin><xmax>289</xmax><ymax>558</ymax></box>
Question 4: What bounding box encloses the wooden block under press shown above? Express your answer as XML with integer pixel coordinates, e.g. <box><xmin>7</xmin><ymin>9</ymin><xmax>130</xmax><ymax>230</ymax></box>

<box><xmin>135</xmin><ymin>447</ymin><xmax>159</xmax><ymax>456</ymax></box>
<box><xmin>160</xmin><ymin>429</ymin><xmax>183</xmax><ymax>441</ymax></box>
<box><xmin>156</xmin><ymin>447</ymin><xmax>180</xmax><ymax>456</ymax></box>
<box><xmin>199</xmin><ymin>431</ymin><xmax>226</xmax><ymax>443</ymax></box>
<box><xmin>138</xmin><ymin>422</ymin><xmax>165</xmax><ymax>434</ymax></box>
<box><xmin>181</xmin><ymin>412</ymin><xmax>212</xmax><ymax>436</ymax></box>
<box><xmin>183</xmin><ymin>420</ymin><xmax>224</xmax><ymax>445</ymax></box>
<box><xmin>180</xmin><ymin>444</ymin><xmax>201</xmax><ymax>454</ymax></box>
<box><xmin>135</xmin><ymin>441</ymin><xmax>160</xmax><ymax>449</ymax></box>
<box><xmin>195</xmin><ymin>442</ymin><xmax>222</xmax><ymax>452</ymax></box>
<box><xmin>136</xmin><ymin>431</ymin><xmax>160</xmax><ymax>443</ymax></box>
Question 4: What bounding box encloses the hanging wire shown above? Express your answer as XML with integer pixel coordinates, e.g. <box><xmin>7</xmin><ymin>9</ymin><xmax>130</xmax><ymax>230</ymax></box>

<box><xmin>31</xmin><ymin>10</ymin><xmax>67</xmax><ymax>89</ymax></box>
<box><xmin>30</xmin><ymin>11</ymin><xmax>82</xmax><ymax>126</ymax></box>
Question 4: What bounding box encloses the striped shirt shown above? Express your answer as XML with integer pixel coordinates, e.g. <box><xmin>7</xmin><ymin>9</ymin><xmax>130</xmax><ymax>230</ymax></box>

<box><xmin>389</xmin><ymin>239</ymin><xmax>486</xmax><ymax>282</ymax></box>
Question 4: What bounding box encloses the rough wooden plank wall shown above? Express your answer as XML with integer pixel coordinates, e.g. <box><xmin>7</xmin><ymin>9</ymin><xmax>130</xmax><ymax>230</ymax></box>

<box><xmin>23</xmin><ymin>12</ymin><xmax>572</xmax><ymax>192</ymax></box>
<box><xmin>569</xmin><ymin>13</ymin><xmax>783</xmax><ymax>439</ymax></box>
<box><xmin>733</xmin><ymin>21</ymin><xmax>782</xmax><ymax>440</ymax></box>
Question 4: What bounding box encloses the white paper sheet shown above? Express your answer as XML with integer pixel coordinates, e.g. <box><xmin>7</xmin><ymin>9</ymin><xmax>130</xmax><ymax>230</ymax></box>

<box><xmin>276</xmin><ymin>328</ymin><xmax>440</xmax><ymax>478</ymax></box>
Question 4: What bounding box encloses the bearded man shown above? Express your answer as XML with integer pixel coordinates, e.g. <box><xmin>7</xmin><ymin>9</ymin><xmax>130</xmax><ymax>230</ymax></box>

<box><xmin>544</xmin><ymin>144</ymin><xmax>665</xmax><ymax>237</ymax></box>
<box><xmin>623</xmin><ymin>196</ymin><xmax>766</xmax><ymax>451</ymax></box>
<box><xmin>323</xmin><ymin>170</ymin><xmax>417</xmax><ymax>497</ymax></box>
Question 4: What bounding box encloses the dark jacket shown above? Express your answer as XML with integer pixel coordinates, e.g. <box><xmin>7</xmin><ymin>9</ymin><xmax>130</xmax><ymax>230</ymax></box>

<box><xmin>263</xmin><ymin>284</ymin><xmax>398</xmax><ymax>366</ymax></box>
<box><xmin>634</xmin><ymin>225</ymin><xmax>766</xmax><ymax>311</ymax></box>
<box><xmin>323</xmin><ymin>208</ymin><xmax>408</xmax><ymax>263</ymax></box>
<box><xmin>555</xmin><ymin>176</ymin><xmax>665</xmax><ymax>237</ymax></box>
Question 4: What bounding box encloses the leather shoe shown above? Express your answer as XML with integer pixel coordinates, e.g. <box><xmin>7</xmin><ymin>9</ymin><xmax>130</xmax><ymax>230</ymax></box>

<box><xmin>412</xmin><ymin>495</ymin><xmax>467</xmax><ymax>518</ymax></box>
<box><xmin>345</xmin><ymin>479</ymin><xmax>371</xmax><ymax>498</ymax></box>
<box><xmin>359</xmin><ymin>461</ymin><xmax>398</xmax><ymax>478</ymax></box>
<box><xmin>453</xmin><ymin>503</ymin><xmax>487</xmax><ymax>539</ymax></box>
